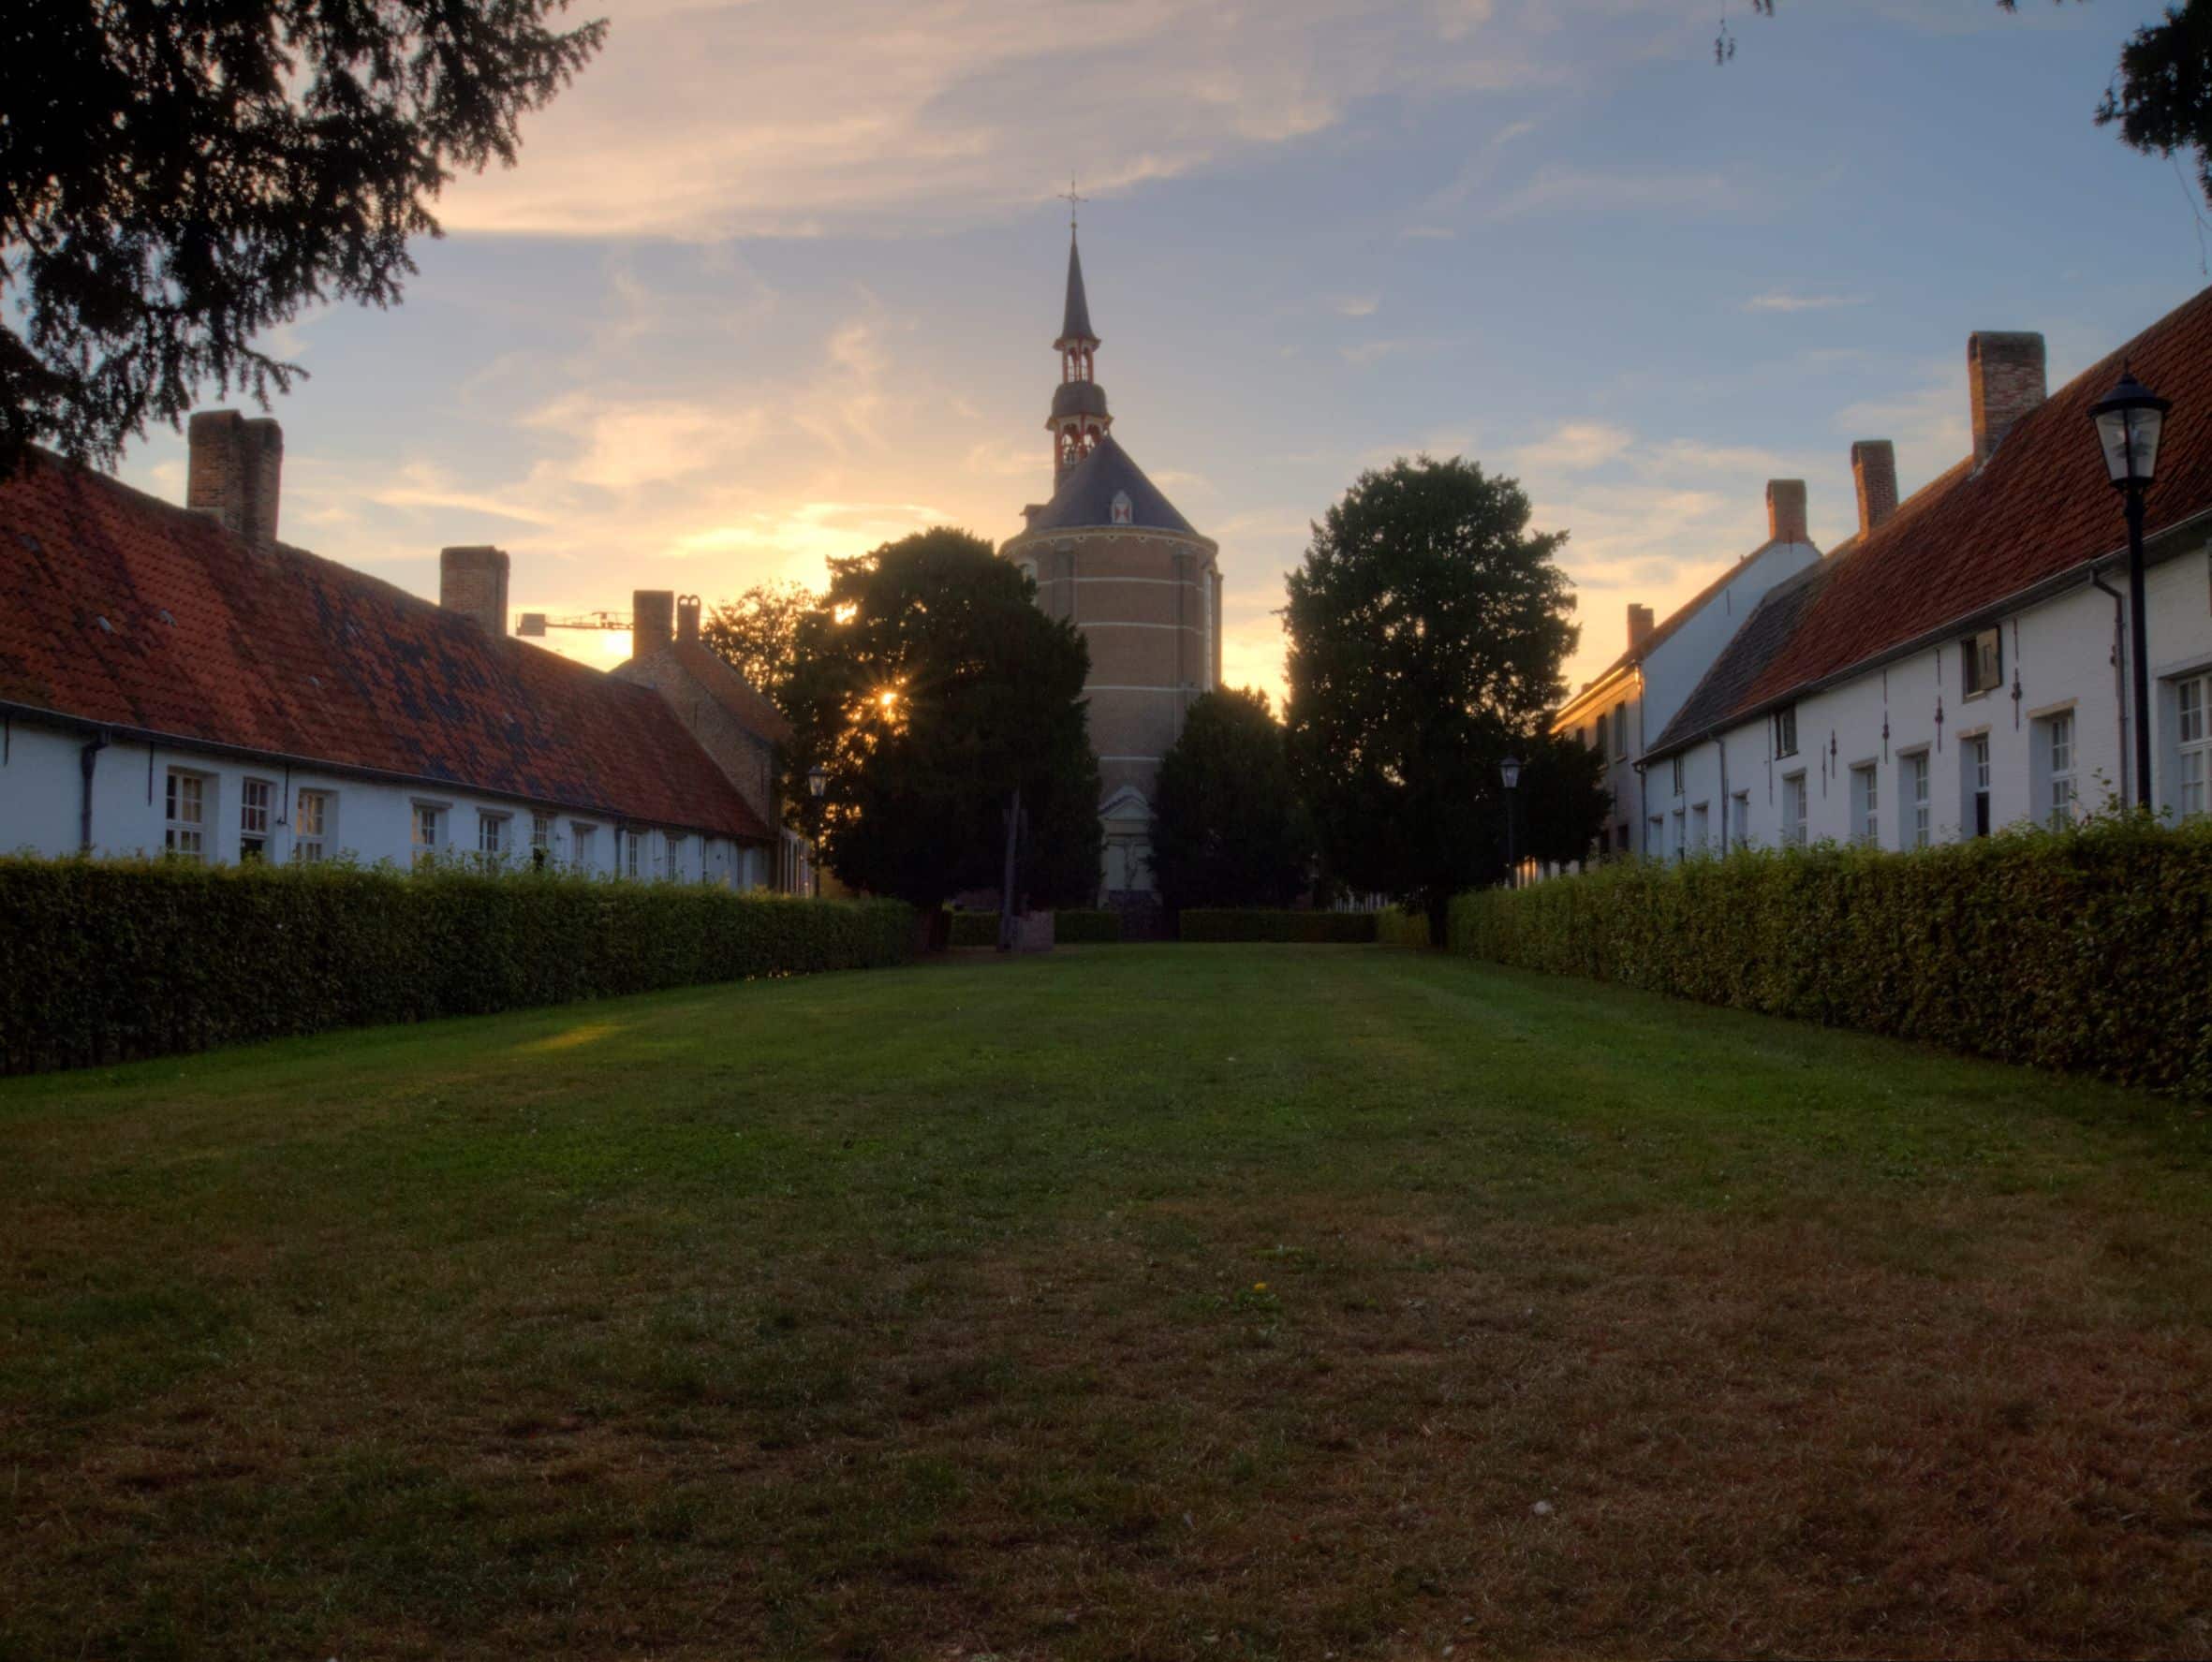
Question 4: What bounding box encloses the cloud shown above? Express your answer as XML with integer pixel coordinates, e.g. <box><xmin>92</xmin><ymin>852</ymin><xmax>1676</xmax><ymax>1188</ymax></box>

<box><xmin>437</xmin><ymin>0</ymin><xmax>1544</xmax><ymax>239</ymax></box>
<box><xmin>1745</xmin><ymin>289</ymin><xmax>1869</xmax><ymax>314</ymax></box>
<box><xmin>1333</xmin><ymin>294</ymin><xmax>1381</xmax><ymax>318</ymax></box>
<box><xmin>1489</xmin><ymin>162</ymin><xmax>1758</xmax><ymax>220</ymax></box>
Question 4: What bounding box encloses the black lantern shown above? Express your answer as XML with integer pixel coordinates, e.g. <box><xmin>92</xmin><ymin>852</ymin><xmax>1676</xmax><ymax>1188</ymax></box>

<box><xmin>2089</xmin><ymin>366</ymin><xmax>2171</xmax><ymax>807</ymax></box>
<box><xmin>806</xmin><ymin>764</ymin><xmax>828</xmax><ymax>801</ymax></box>
<box><xmin>1499</xmin><ymin>755</ymin><xmax>1523</xmax><ymax>888</ymax></box>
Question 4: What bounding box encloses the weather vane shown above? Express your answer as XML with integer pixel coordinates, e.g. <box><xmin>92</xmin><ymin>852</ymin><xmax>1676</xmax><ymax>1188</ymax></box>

<box><xmin>1057</xmin><ymin>176</ymin><xmax>1088</xmax><ymax>232</ymax></box>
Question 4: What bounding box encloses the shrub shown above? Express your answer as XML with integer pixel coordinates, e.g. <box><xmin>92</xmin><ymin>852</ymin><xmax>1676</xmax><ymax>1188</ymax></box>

<box><xmin>1445</xmin><ymin>816</ymin><xmax>2212</xmax><ymax>1095</ymax></box>
<box><xmin>0</xmin><ymin>858</ymin><xmax>913</xmax><ymax>1075</ymax></box>
<box><xmin>1374</xmin><ymin>908</ymin><xmax>1431</xmax><ymax>949</ymax></box>
<box><xmin>947</xmin><ymin>908</ymin><xmax>1125</xmax><ymax>947</ymax></box>
<box><xmin>1178</xmin><ymin>908</ymin><xmax>1378</xmax><ymax>943</ymax></box>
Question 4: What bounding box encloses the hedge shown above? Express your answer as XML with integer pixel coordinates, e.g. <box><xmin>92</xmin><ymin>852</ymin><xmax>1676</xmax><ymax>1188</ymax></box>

<box><xmin>1178</xmin><ymin>908</ymin><xmax>1378</xmax><ymax>943</ymax></box>
<box><xmin>947</xmin><ymin>908</ymin><xmax>1126</xmax><ymax>947</ymax></box>
<box><xmin>1443</xmin><ymin>816</ymin><xmax>2212</xmax><ymax>1095</ymax></box>
<box><xmin>0</xmin><ymin>857</ymin><xmax>914</xmax><ymax>1075</ymax></box>
<box><xmin>1374</xmin><ymin>908</ymin><xmax>1431</xmax><ymax>949</ymax></box>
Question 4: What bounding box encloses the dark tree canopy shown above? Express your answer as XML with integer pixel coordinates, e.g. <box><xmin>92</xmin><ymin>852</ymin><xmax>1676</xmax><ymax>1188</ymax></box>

<box><xmin>1150</xmin><ymin>686</ymin><xmax>1316</xmax><ymax>911</ymax></box>
<box><xmin>700</xmin><ymin>580</ymin><xmax>814</xmax><ymax>712</ymax></box>
<box><xmin>1512</xmin><ymin>731</ymin><xmax>1613</xmax><ymax>875</ymax></box>
<box><xmin>1283</xmin><ymin>456</ymin><xmax>1600</xmax><ymax>934</ymax></box>
<box><xmin>1733</xmin><ymin>2</ymin><xmax>2212</xmax><ymax>210</ymax></box>
<box><xmin>1</xmin><ymin>0</ymin><xmax>606</xmax><ymax>477</ymax></box>
<box><xmin>780</xmin><ymin>528</ymin><xmax>1100</xmax><ymax>911</ymax></box>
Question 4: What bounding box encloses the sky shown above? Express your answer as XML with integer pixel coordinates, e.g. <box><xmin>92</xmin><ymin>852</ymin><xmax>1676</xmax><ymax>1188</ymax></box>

<box><xmin>114</xmin><ymin>0</ymin><xmax>2212</xmax><ymax>701</ymax></box>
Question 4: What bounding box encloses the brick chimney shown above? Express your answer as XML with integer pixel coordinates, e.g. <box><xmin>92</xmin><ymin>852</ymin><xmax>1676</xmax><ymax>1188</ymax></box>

<box><xmin>1627</xmin><ymin>603</ymin><xmax>1655</xmax><ymax>653</ymax></box>
<box><xmin>186</xmin><ymin>410</ymin><xmax>284</xmax><ymax>554</ymax></box>
<box><xmin>633</xmin><ymin>590</ymin><xmax>675</xmax><ymax>654</ymax></box>
<box><xmin>438</xmin><ymin>546</ymin><xmax>510</xmax><ymax>636</ymax></box>
<box><xmin>1765</xmin><ymin>478</ymin><xmax>1808</xmax><ymax>545</ymax></box>
<box><xmin>1968</xmin><ymin>331</ymin><xmax>2046</xmax><ymax>468</ymax></box>
<box><xmin>676</xmin><ymin>594</ymin><xmax>702</xmax><ymax>645</ymax></box>
<box><xmin>1851</xmin><ymin>439</ymin><xmax>1898</xmax><ymax>537</ymax></box>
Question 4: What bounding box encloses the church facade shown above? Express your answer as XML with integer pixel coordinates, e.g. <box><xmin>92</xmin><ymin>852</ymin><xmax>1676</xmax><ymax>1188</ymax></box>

<box><xmin>1001</xmin><ymin>228</ymin><xmax>1220</xmax><ymax>907</ymax></box>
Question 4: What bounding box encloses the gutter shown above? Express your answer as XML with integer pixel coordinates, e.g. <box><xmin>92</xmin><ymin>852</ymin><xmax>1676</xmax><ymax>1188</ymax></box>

<box><xmin>0</xmin><ymin>699</ymin><xmax>773</xmax><ymax>847</ymax></box>
<box><xmin>78</xmin><ymin>728</ymin><xmax>109</xmax><ymax>854</ymax></box>
<box><xmin>1641</xmin><ymin>504</ymin><xmax>2212</xmax><ymax>765</ymax></box>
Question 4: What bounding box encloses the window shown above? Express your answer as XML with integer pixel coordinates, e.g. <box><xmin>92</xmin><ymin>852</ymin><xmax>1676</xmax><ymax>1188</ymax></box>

<box><xmin>1615</xmin><ymin>822</ymin><xmax>1630</xmax><ymax>853</ymax></box>
<box><xmin>1730</xmin><ymin>791</ymin><xmax>1748</xmax><ymax>849</ymax></box>
<box><xmin>294</xmin><ymin>789</ymin><xmax>332</xmax><ymax>863</ymax></box>
<box><xmin>1772</xmin><ymin>704</ymin><xmax>1799</xmax><ymax>758</ymax></box>
<box><xmin>1110</xmin><ymin>490</ymin><xmax>1133</xmax><ymax>525</ymax></box>
<box><xmin>531</xmin><ymin>811</ymin><xmax>553</xmax><ymax>869</ymax></box>
<box><xmin>1612</xmin><ymin>703</ymin><xmax>1628</xmax><ymax>759</ymax></box>
<box><xmin>2176</xmin><ymin>673</ymin><xmax>2208</xmax><ymax>818</ymax></box>
<box><xmin>1690</xmin><ymin>802</ymin><xmax>1709</xmax><ymax>851</ymax></box>
<box><xmin>622</xmin><ymin>828</ymin><xmax>644</xmax><ymax>879</ymax></box>
<box><xmin>478</xmin><ymin>812</ymin><xmax>509</xmax><ymax>860</ymax></box>
<box><xmin>1902</xmin><ymin>752</ymin><xmax>1930</xmax><ymax>848</ymax></box>
<box><xmin>164</xmin><ymin>770</ymin><xmax>208</xmax><ymax>860</ymax></box>
<box><xmin>1670</xmin><ymin>755</ymin><xmax>1685</xmax><ymax>797</ymax></box>
<box><xmin>663</xmin><ymin>831</ymin><xmax>687</xmax><ymax>880</ymax></box>
<box><xmin>240</xmin><ymin>778</ymin><xmax>272</xmax><ymax>860</ymax></box>
<box><xmin>1782</xmin><ymin>772</ymin><xmax>1808</xmax><ymax>846</ymax></box>
<box><xmin>2040</xmin><ymin>712</ymin><xmax>2076</xmax><ymax>827</ymax></box>
<box><xmin>572</xmin><ymin>823</ymin><xmax>597</xmax><ymax>870</ymax></box>
<box><xmin>1965</xmin><ymin>735</ymin><xmax>1991</xmax><ymax>837</ymax></box>
<box><xmin>1851</xmin><ymin>763</ymin><xmax>1878</xmax><ymax>846</ymax></box>
<box><xmin>411</xmin><ymin>803</ymin><xmax>443</xmax><ymax>863</ymax></box>
<box><xmin>1671</xmin><ymin>806</ymin><xmax>1686</xmax><ymax>859</ymax></box>
<box><xmin>1962</xmin><ymin>627</ymin><xmax>2002</xmax><ymax>698</ymax></box>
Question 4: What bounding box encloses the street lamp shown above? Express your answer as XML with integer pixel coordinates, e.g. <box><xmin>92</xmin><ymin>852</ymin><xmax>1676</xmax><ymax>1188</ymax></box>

<box><xmin>804</xmin><ymin>764</ymin><xmax>827</xmax><ymax>896</ymax></box>
<box><xmin>2090</xmin><ymin>367</ymin><xmax>2170</xmax><ymax>808</ymax></box>
<box><xmin>1499</xmin><ymin>755</ymin><xmax>1523</xmax><ymax>889</ymax></box>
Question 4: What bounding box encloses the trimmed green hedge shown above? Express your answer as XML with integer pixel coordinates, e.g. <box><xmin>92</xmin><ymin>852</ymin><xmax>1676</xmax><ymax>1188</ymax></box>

<box><xmin>0</xmin><ymin>858</ymin><xmax>914</xmax><ymax>1075</ymax></box>
<box><xmin>1445</xmin><ymin>817</ymin><xmax>2212</xmax><ymax>1094</ymax></box>
<box><xmin>947</xmin><ymin>908</ymin><xmax>1126</xmax><ymax>947</ymax></box>
<box><xmin>1179</xmin><ymin>908</ymin><xmax>1378</xmax><ymax>943</ymax></box>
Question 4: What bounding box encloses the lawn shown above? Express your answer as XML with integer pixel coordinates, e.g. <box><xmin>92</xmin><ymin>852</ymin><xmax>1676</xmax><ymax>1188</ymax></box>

<box><xmin>3</xmin><ymin>945</ymin><xmax>2209</xmax><ymax>1660</ymax></box>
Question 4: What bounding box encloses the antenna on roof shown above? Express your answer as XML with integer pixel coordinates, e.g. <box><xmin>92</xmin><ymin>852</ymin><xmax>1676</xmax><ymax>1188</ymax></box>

<box><xmin>1057</xmin><ymin>176</ymin><xmax>1088</xmax><ymax>233</ymax></box>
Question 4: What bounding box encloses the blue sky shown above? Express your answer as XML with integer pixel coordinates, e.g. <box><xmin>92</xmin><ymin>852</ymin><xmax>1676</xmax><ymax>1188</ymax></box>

<box><xmin>115</xmin><ymin>0</ymin><xmax>2212</xmax><ymax>697</ymax></box>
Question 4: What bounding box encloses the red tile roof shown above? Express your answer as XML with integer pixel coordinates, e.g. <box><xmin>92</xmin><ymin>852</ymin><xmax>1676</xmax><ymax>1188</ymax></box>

<box><xmin>0</xmin><ymin>453</ymin><xmax>774</xmax><ymax>842</ymax></box>
<box><xmin>1684</xmin><ymin>286</ymin><xmax>2212</xmax><ymax>739</ymax></box>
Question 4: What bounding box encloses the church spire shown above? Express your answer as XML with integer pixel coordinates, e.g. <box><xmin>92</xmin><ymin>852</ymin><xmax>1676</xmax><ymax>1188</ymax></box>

<box><xmin>1047</xmin><ymin>184</ymin><xmax>1109</xmax><ymax>480</ymax></box>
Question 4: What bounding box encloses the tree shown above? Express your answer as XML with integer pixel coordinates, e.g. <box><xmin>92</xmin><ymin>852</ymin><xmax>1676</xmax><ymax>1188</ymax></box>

<box><xmin>2</xmin><ymin>0</ymin><xmax>606</xmax><ymax>478</ymax></box>
<box><xmin>1283</xmin><ymin>455</ymin><xmax>1601</xmax><ymax>939</ymax></box>
<box><xmin>1728</xmin><ymin>2</ymin><xmax>2212</xmax><ymax>212</ymax></box>
<box><xmin>1511</xmin><ymin>731</ymin><xmax>1613</xmax><ymax>874</ymax></box>
<box><xmin>780</xmin><ymin>528</ymin><xmax>1100</xmax><ymax>911</ymax></box>
<box><xmin>700</xmin><ymin>581</ymin><xmax>814</xmax><ymax>711</ymax></box>
<box><xmin>1150</xmin><ymin>687</ymin><xmax>1315</xmax><ymax>910</ymax></box>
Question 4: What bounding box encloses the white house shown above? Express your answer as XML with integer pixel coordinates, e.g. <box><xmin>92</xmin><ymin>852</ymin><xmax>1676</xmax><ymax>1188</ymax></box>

<box><xmin>0</xmin><ymin>411</ymin><xmax>799</xmax><ymax>882</ymax></box>
<box><xmin>1552</xmin><ymin>479</ymin><xmax>1822</xmax><ymax>857</ymax></box>
<box><xmin>1644</xmin><ymin>296</ymin><xmax>2212</xmax><ymax>854</ymax></box>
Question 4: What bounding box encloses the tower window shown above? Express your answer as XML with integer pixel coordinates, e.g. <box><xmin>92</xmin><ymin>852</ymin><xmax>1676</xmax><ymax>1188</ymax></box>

<box><xmin>1111</xmin><ymin>491</ymin><xmax>1132</xmax><ymax>525</ymax></box>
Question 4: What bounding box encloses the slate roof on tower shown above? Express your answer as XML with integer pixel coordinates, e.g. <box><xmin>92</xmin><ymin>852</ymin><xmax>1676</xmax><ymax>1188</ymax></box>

<box><xmin>1057</xmin><ymin>233</ymin><xmax>1097</xmax><ymax>346</ymax></box>
<box><xmin>1020</xmin><ymin>434</ymin><xmax>1202</xmax><ymax>537</ymax></box>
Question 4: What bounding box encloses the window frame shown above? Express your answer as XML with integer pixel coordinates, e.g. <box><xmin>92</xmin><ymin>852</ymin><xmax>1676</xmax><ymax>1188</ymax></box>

<box><xmin>1773</xmin><ymin>704</ymin><xmax>1799</xmax><ymax>759</ymax></box>
<box><xmin>293</xmin><ymin>788</ymin><xmax>333</xmax><ymax>864</ymax></box>
<box><xmin>1964</xmin><ymin>733</ymin><xmax>1992</xmax><ymax>837</ymax></box>
<box><xmin>477</xmin><ymin>810</ymin><xmax>511</xmax><ymax>861</ymax></box>
<box><xmin>163</xmin><ymin>768</ymin><xmax>212</xmax><ymax>861</ymax></box>
<box><xmin>1899</xmin><ymin>750</ymin><xmax>1931</xmax><ymax>849</ymax></box>
<box><xmin>1850</xmin><ymin>761</ymin><xmax>1879</xmax><ymax>847</ymax></box>
<box><xmin>2041</xmin><ymin>710</ymin><xmax>2076</xmax><ymax>828</ymax></box>
<box><xmin>2174</xmin><ymin>671</ymin><xmax>2209</xmax><ymax>819</ymax></box>
<box><xmin>1962</xmin><ymin>627</ymin><xmax>2003</xmax><ymax>699</ymax></box>
<box><xmin>410</xmin><ymin>801</ymin><xmax>445</xmax><ymax>865</ymax></box>
<box><xmin>1781</xmin><ymin>771</ymin><xmax>1808</xmax><ymax>847</ymax></box>
<box><xmin>239</xmin><ymin>776</ymin><xmax>273</xmax><ymax>860</ymax></box>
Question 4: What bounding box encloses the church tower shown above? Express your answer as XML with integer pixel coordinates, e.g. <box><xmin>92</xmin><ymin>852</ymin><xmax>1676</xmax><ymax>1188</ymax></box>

<box><xmin>1002</xmin><ymin>211</ymin><xmax>1221</xmax><ymax>920</ymax></box>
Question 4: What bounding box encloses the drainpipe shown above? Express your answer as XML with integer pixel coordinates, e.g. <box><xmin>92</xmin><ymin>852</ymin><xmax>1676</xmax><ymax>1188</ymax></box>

<box><xmin>78</xmin><ymin>729</ymin><xmax>109</xmax><ymax>854</ymax></box>
<box><xmin>2089</xmin><ymin>565</ymin><xmax>2130</xmax><ymax>803</ymax></box>
<box><xmin>1717</xmin><ymin>734</ymin><xmax>1730</xmax><ymax>855</ymax></box>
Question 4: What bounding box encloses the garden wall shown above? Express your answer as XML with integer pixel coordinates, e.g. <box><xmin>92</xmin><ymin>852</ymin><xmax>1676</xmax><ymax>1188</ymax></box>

<box><xmin>0</xmin><ymin>858</ymin><xmax>913</xmax><ymax>1075</ymax></box>
<box><xmin>1441</xmin><ymin>819</ymin><xmax>2212</xmax><ymax>1094</ymax></box>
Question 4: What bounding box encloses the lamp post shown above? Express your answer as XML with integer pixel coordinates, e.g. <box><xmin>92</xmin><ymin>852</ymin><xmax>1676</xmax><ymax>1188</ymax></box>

<box><xmin>1499</xmin><ymin>754</ymin><xmax>1523</xmax><ymax>889</ymax></box>
<box><xmin>2090</xmin><ymin>367</ymin><xmax>2170</xmax><ymax>809</ymax></box>
<box><xmin>805</xmin><ymin>764</ymin><xmax>827</xmax><ymax>895</ymax></box>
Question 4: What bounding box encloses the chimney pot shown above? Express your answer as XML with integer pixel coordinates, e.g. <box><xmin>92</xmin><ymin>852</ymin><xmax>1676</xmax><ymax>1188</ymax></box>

<box><xmin>1765</xmin><ymin>478</ymin><xmax>1808</xmax><ymax>545</ymax></box>
<box><xmin>1851</xmin><ymin>439</ymin><xmax>1898</xmax><ymax>537</ymax></box>
<box><xmin>438</xmin><ymin>546</ymin><xmax>510</xmax><ymax>636</ymax></box>
<box><xmin>1627</xmin><ymin>603</ymin><xmax>1656</xmax><ymax>652</ymax></box>
<box><xmin>676</xmin><ymin>594</ymin><xmax>702</xmax><ymax>645</ymax></box>
<box><xmin>1968</xmin><ymin>331</ymin><xmax>2046</xmax><ymax>468</ymax></box>
<box><xmin>633</xmin><ymin>590</ymin><xmax>675</xmax><ymax>653</ymax></box>
<box><xmin>185</xmin><ymin>409</ymin><xmax>284</xmax><ymax>554</ymax></box>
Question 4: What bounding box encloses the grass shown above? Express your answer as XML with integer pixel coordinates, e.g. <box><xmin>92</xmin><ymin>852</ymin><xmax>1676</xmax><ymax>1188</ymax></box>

<box><xmin>3</xmin><ymin>944</ymin><xmax>2210</xmax><ymax>1660</ymax></box>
